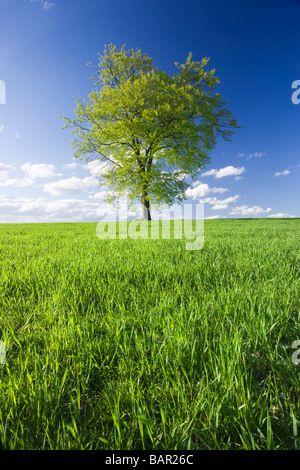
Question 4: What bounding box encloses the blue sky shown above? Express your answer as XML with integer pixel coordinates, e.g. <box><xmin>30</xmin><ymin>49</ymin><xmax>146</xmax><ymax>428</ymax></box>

<box><xmin>0</xmin><ymin>0</ymin><xmax>299</xmax><ymax>222</ymax></box>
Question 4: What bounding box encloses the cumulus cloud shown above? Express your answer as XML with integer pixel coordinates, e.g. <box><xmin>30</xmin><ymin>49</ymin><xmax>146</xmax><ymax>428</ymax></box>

<box><xmin>0</xmin><ymin>195</ymin><xmax>110</xmax><ymax>223</ymax></box>
<box><xmin>267</xmin><ymin>213</ymin><xmax>297</xmax><ymax>218</ymax></box>
<box><xmin>43</xmin><ymin>1</ymin><xmax>54</xmax><ymax>8</ymax></box>
<box><xmin>197</xmin><ymin>194</ymin><xmax>240</xmax><ymax>211</ymax></box>
<box><xmin>90</xmin><ymin>190</ymin><xmax>111</xmax><ymax>199</ymax></box>
<box><xmin>237</xmin><ymin>152</ymin><xmax>266</xmax><ymax>160</ymax></box>
<box><xmin>43</xmin><ymin>176</ymin><xmax>98</xmax><ymax>196</ymax></box>
<box><xmin>21</xmin><ymin>162</ymin><xmax>61</xmax><ymax>179</ymax></box>
<box><xmin>247</xmin><ymin>152</ymin><xmax>266</xmax><ymax>160</ymax></box>
<box><xmin>0</xmin><ymin>162</ymin><xmax>16</xmax><ymax>170</ymax></box>
<box><xmin>0</xmin><ymin>170</ymin><xmax>8</xmax><ymax>180</ymax></box>
<box><xmin>28</xmin><ymin>0</ymin><xmax>54</xmax><ymax>10</ymax></box>
<box><xmin>0</xmin><ymin>195</ymin><xmax>140</xmax><ymax>223</ymax></box>
<box><xmin>211</xmin><ymin>203</ymin><xmax>229</xmax><ymax>210</ymax></box>
<box><xmin>274</xmin><ymin>170</ymin><xmax>290</xmax><ymax>177</ymax></box>
<box><xmin>0</xmin><ymin>177</ymin><xmax>35</xmax><ymax>187</ymax></box>
<box><xmin>62</xmin><ymin>162</ymin><xmax>80</xmax><ymax>170</ymax></box>
<box><xmin>201</xmin><ymin>166</ymin><xmax>246</xmax><ymax>179</ymax></box>
<box><xmin>186</xmin><ymin>182</ymin><xmax>229</xmax><ymax>199</ymax></box>
<box><xmin>205</xmin><ymin>215</ymin><xmax>225</xmax><ymax>219</ymax></box>
<box><xmin>83</xmin><ymin>160</ymin><xmax>113</xmax><ymax>177</ymax></box>
<box><xmin>229</xmin><ymin>205</ymin><xmax>272</xmax><ymax>216</ymax></box>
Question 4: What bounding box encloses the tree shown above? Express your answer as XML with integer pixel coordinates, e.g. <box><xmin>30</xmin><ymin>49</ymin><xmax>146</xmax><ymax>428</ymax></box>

<box><xmin>62</xmin><ymin>44</ymin><xmax>239</xmax><ymax>220</ymax></box>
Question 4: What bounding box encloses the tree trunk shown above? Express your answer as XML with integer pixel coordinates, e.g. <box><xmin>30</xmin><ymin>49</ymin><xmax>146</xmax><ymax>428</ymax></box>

<box><xmin>141</xmin><ymin>185</ymin><xmax>151</xmax><ymax>221</ymax></box>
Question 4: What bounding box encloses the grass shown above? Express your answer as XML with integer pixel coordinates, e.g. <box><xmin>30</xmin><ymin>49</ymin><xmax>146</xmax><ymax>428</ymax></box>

<box><xmin>0</xmin><ymin>218</ymin><xmax>299</xmax><ymax>450</ymax></box>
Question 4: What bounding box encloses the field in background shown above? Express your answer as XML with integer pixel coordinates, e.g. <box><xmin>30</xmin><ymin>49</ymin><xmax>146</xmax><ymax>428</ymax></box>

<box><xmin>0</xmin><ymin>219</ymin><xmax>299</xmax><ymax>450</ymax></box>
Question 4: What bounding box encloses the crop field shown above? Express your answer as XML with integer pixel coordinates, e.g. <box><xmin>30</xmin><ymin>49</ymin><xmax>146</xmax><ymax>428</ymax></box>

<box><xmin>0</xmin><ymin>218</ymin><xmax>299</xmax><ymax>450</ymax></box>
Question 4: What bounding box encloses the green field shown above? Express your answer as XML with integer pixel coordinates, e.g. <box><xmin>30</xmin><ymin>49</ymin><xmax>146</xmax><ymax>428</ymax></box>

<box><xmin>0</xmin><ymin>218</ymin><xmax>299</xmax><ymax>450</ymax></box>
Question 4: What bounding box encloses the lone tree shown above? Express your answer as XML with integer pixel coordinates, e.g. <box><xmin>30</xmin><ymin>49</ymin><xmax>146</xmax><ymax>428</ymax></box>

<box><xmin>62</xmin><ymin>44</ymin><xmax>239</xmax><ymax>220</ymax></box>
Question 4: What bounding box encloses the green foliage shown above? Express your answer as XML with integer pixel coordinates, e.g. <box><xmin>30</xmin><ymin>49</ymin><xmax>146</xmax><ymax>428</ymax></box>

<box><xmin>0</xmin><ymin>219</ymin><xmax>299</xmax><ymax>450</ymax></box>
<box><xmin>62</xmin><ymin>44</ymin><xmax>239</xmax><ymax>213</ymax></box>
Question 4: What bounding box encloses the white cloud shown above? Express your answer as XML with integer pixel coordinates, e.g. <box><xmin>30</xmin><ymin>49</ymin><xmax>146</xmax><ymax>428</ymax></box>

<box><xmin>186</xmin><ymin>182</ymin><xmax>229</xmax><ymax>199</ymax></box>
<box><xmin>211</xmin><ymin>203</ymin><xmax>229</xmax><ymax>210</ymax></box>
<box><xmin>230</xmin><ymin>205</ymin><xmax>272</xmax><ymax>216</ymax></box>
<box><xmin>211</xmin><ymin>195</ymin><xmax>240</xmax><ymax>210</ymax></box>
<box><xmin>43</xmin><ymin>1</ymin><xmax>54</xmax><ymax>9</ymax></box>
<box><xmin>43</xmin><ymin>176</ymin><xmax>98</xmax><ymax>196</ymax></box>
<box><xmin>29</xmin><ymin>0</ymin><xmax>54</xmax><ymax>9</ymax></box>
<box><xmin>197</xmin><ymin>194</ymin><xmax>240</xmax><ymax>211</ymax></box>
<box><xmin>247</xmin><ymin>152</ymin><xmax>266</xmax><ymax>160</ymax></box>
<box><xmin>0</xmin><ymin>177</ymin><xmax>35</xmax><ymax>187</ymax></box>
<box><xmin>21</xmin><ymin>162</ymin><xmax>61</xmax><ymax>179</ymax></box>
<box><xmin>62</xmin><ymin>162</ymin><xmax>79</xmax><ymax>170</ymax></box>
<box><xmin>83</xmin><ymin>160</ymin><xmax>113</xmax><ymax>177</ymax></box>
<box><xmin>274</xmin><ymin>170</ymin><xmax>290</xmax><ymax>177</ymax></box>
<box><xmin>0</xmin><ymin>125</ymin><xmax>4</xmax><ymax>133</ymax></box>
<box><xmin>201</xmin><ymin>166</ymin><xmax>246</xmax><ymax>179</ymax></box>
<box><xmin>0</xmin><ymin>161</ymin><xmax>36</xmax><ymax>186</ymax></box>
<box><xmin>0</xmin><ymin>170</ymin><xmax>8</xmax><ymax>180</ymax></box>
<box><xmin>237</xmin><ymin>152</ymin><xmax>266</xmax><ymax>160</ymax></box>
<box><xmin>0</xmin><ymin>162</ymin><xmax>16</xmax><ymax>169</ymax></box>
<box><xmin>267</xmin><ymin>213</ymin><xmax>297</xmax><ymax>218</ymax></box>
<box><xmin>0</xmin><ymin>195</ymin><xmax>111</xmax><ymax>223</ymax></box>
<box><xmin>91</xmin><ymin>190</ymin><xmax>111</xmax><ymax>199</ymax></box>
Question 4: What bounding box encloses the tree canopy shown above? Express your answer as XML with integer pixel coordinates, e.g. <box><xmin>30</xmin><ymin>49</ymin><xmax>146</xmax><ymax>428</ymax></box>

<box><xmin>62</xmin><ymin>44</ymin><xmax>239</xmax><ymax>220</ymax></box>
